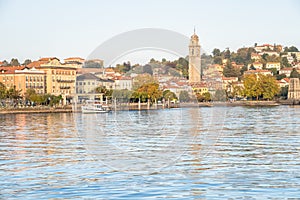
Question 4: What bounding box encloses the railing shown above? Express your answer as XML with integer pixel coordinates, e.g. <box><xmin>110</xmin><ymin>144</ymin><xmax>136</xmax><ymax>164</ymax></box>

<box><xmin>56</xmin><ymin>80</ymin><xmax>75</xmax><ymax>83</ymax></box>
<box><xmin>60</xmin><ymin>86</ymin><xmax>71</xmax><ymax>89</ymax></box>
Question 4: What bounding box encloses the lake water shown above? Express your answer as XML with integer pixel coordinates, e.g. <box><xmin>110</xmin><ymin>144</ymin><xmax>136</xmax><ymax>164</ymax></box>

<box><xmin>1</xmin><ymin>106</ymin><xmax>300</xmax><ymax>199</ymax></box>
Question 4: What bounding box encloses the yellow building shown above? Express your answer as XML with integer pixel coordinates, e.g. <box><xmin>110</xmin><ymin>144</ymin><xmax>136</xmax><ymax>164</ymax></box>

<box><xmin>37</xmin><ymin>58</ymin><xmax>77</xmax><ymax>99</ymax></box>
<box><xmin>191</xmin><ymin>82</ymin><xmax>208</xmax><ymax>95</ymax></box>
<box><xmin>0</xmin><ymin>66</ymin><xmax>46</xmax><ymax>96</ymax></box>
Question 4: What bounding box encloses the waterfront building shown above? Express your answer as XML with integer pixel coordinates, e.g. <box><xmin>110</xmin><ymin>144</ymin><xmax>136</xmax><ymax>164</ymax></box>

<box><xmin>288</xmin><ymin>78</ymin><xmax>300</xmax><ymax>99</ymax></box>
<box><xmin>0</xmin><ymin>66</ymin><xmax>45</xmax><ymax>96</ymax></box>
<box><xmin>113</xmin><ymin>76</ymin><xmax>133</xmax><ymax>90</ymax></box>
<box><xmin>37</xmin><ymin>58</ymin><xmax>76</xmax><ymax>103</ymax></box>
<box><xmin>76</xmin><ymin>73</ymin><xmax>101</xmax><ymax>94</ymax></box>
<box><xmin>188</xmin><ymin>30</ymin><xmax>201</xmax><ymax>83</ymax></box>
<box><xmin>191</xmin><ymin>82</ymin><xmax>208</xmax><ymax>95</ymax></box>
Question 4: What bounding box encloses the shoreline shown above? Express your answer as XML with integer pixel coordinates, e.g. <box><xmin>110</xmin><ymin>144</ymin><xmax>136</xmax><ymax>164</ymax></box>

<box><xmin>0</xmin><ymin>107</ymin><xmax>73</xmax><ymax>115</ymax></box>
<box><xmin>0</xmin><ymin>100</ymin><xmax>299</xmax><ymax>114</ymax></box>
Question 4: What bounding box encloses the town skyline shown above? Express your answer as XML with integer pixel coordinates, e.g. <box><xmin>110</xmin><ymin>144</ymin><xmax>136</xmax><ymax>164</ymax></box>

<box><xmin>1</xmin><ymin>0</ymin><xmax>300</xmax><ymax>62</ymax></box>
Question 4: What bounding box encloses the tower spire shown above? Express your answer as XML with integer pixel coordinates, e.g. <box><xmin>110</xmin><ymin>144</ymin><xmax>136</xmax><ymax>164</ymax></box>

<box><xmin>194</xmin><ymin>26</ymin><xmax>196</xmax><ymax>35</ymax></box>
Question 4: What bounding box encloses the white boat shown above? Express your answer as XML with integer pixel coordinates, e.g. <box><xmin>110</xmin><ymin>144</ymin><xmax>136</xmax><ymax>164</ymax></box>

<box><xmin>81</xmin><ymin>100</ymin><xmax>111</xmax><ymax>113</ymax></box>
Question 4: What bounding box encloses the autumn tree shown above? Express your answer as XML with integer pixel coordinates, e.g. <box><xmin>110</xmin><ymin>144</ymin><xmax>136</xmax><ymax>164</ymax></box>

<box><xmin>243</xmin><ymin>74</ymin><xmax>279</xmax><ymax>100</ymax></box>
<box><xmin>243</xmin><ymin>74</ymin><xmax>262</xmax><ymax>100</ymax></box>
<box><xmin>136</xmin><ymin>82</ymin><xmax>162</xmax><ymax>103</ymax></box>
<box><xmin>0</xmin><ymin>82</ymin><xmax>6</xmax><ymax>99</ymax></box>
<box><xmin>259</xmin><ymin>74</ymin><xmax>280</xmax><ymax>100</ymax></box>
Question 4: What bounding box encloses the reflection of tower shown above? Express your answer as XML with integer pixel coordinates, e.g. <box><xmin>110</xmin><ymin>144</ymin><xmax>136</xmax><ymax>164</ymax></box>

<box><xmin>189</xmin><ymin>29</ymin><xmax>201</xmax><ymax>83</ymax></box>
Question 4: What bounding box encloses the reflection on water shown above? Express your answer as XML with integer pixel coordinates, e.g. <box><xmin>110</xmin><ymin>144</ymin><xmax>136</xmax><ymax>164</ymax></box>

<box><xmin>1</xmin><ymin>106</ymin><xmax>300</xmax><ymax>199</ymax></box>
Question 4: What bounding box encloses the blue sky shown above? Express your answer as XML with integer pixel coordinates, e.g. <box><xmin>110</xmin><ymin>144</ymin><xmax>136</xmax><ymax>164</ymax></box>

<box><xmin>0</xmin><ymin>0</ymin><xmax>300</xmax><ymax>64</ymax></box>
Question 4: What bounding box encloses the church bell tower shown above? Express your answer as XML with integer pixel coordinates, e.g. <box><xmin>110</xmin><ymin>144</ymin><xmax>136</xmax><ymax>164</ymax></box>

<box><xmin>188</xmin><ymin>29</ymin><xmax>201</xmax><ymax>83</ymax></box>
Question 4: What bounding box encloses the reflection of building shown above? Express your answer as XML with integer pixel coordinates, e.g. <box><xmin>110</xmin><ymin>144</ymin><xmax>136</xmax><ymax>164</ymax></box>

<box><xmin>288</xmin><ymin>78</ymin><xmax>300</xmax><ymax>99</ymax></box>
<box><xmin>189</xmin><ymin>30</ymin><xmax>201</xmax><ymax>83</ymax></box>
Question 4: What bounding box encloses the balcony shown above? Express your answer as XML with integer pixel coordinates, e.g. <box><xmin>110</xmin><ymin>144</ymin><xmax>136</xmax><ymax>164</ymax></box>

<box><xmin>60</xmin><ymin>86</ymin><xmax>71</xmax><ymax>89</ymax></box>
<box><xmin>56</xmin><ymin>79</ymin><xmax>75</xmax><ymax>83</ymax></box>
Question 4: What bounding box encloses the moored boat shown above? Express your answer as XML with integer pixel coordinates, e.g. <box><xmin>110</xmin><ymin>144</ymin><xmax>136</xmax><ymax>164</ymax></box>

<box><xmin>81</xmin><ymin>100</ymin><xmax>111</xmax><ymax>113</ymax></box>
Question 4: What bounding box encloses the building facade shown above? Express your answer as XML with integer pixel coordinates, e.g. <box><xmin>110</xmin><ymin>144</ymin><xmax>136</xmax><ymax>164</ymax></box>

<box><xmin>0</xmin><ymin>66</ymin><xmax>46</xmax><ymax>96</ymax></box>
<box><xmin>37</xmin><ymin>58</ymin><xmax>77</xmax><ymax>97</ymax></box>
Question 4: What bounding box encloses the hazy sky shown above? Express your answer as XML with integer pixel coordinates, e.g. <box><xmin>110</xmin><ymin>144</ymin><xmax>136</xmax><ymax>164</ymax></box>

<box><xmin>1</xmin><ymin>0</ymin><xmax>300</xmax><ymax>64</ymax></box>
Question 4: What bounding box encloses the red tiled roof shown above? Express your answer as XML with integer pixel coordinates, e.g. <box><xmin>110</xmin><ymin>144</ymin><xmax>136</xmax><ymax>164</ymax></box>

<box><xmin>0</xmin><ymin>66</ymin><xmax>25</xmax><ymax>74</ymax></box>
<box><xmin>27</xmin><ymin>61</ymin><xmax>43</xmax><ymax>68</ymax></box>
<box><xmin>38</xmin><ymin>57</ymin><xmax>59</xmax><ymax>62</ymax></box>
<box><xmin>64</xmin><ymin>57</ymin><xmax>84</xmax><ymax>60</ymax></box>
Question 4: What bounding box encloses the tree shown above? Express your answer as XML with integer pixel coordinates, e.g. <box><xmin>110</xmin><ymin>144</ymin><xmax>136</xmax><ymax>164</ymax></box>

<box><xmin>275</xmin><ymin>74</ymin><xmax>286</xmax><ymax>80</ymax></box>
<box><xmin>132</xmin><ymin>74</ymin><xmax>157</xmax><ymax>90</ymax></box>
<box><xmin>213</xmin><ymin>89</ymin><xmax>227</xmax><ymax>101</ymax></box>
<box><xmin>278</xmin><ymin>85</ymin><xmax>289</xmax><ymax>99</ymax></box>
<box><xmin>10</xmin><ymin>58</ymin><xmax>20</xmax><ymax>66</ymax></box>
<box><xmin>223</xmin><ymin>61</ymin><xmax>240</xmax><ymax>77</ymax></box>
<box><xmin>0</xmin><ymin>82</ymin><xmax>6</xmax><ymax>100</ymax></box>
<box><xmin>196</xmin><ymin>92</ymin><xmax>211</xmax><ymax>102</ymax></box>
<box><xmin>84</xmin><ymin>60</ymin><xmax>102</xmax><ymax>68</ymax></box>
<box><xmin>290</xmin><ymin>68</ymin><xmax>300</xmax><ymax>78</ymax></box>
<box><xmin>213</xmin><ymin>56</ymin><xmax>223</xmax><ymax>65</ymax></box>
<box><xmin>243</xmin><ymin>74</ymin><xmax>279</xmax><ymax>100</ymax></box>
<box><xmin>1</xmin><ymin>60</ymin><xmax>9</xmax><ymax>66</ymax></box>
<box><xmin>212</xmin><ymin>48</ymin><xmax>221</xmax><ymax>57</ymax></box>
<box><xmin>112</xmin><ymin>89</ymin><xmax>132</xmax><ymax>102</ymax></box>
<box><xmin>150</xmin><ymin>58</ymin><xmax>156</xmax><ymax>63</ymax></box>
<box><xmin>25</xmin><ymin>88</ymin><xmax>37</xmax><ymax>102</ymax></box>
<box><xmin>136</xmin><ymin>82</ymin><xmax>162</xmax><ymax>103</ymax></box>
<box><xmin>284</xmin><ymin>46</ymin><xmax>299</xmax><ymax>52</ymax></box>
<box><xmin>143</xmin><ymin>64</ymin><xmax>153</xmax><ymax>75</ymax></box>
<box><xmin>163</xmin><ymin>90</ymin><xmax>177</xmax><ymax>100</ymax></box>
<box><xmin>259</xmin><ymin>74</ymin><xmax>280</xmax><ymax>100</ymax></box>
<box><xmin>6</xmin><ymin>85</ymin><xmax>21</xmax><ymax>101</ymax></box>
<box><xmin>243</xmin><ymin>74</ymin><xmax>262</xmax><ymax>100</ymax></box>
<box><xmin>179</xmin><ymin>91</ymin><xmax>190</xmax><ymax>102</ymax></box>
<box><xmin>95</xmin><ymin>86</ymin><xmax>112</xmax><ymax>100</ymax></box>
<box><xmin>281</xmin><ymin>57</ymin><xmax>291</xmax><ymax>68</ymax></box>
<box><xmin>223</xmin><ymin>48</ymin><xmax>231</xmax><ymax>59</ymax></box>
<box><xmin>23</xmin><ymin>59</ymin><xmax>32</xmax><ymax>66</ymax></box>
